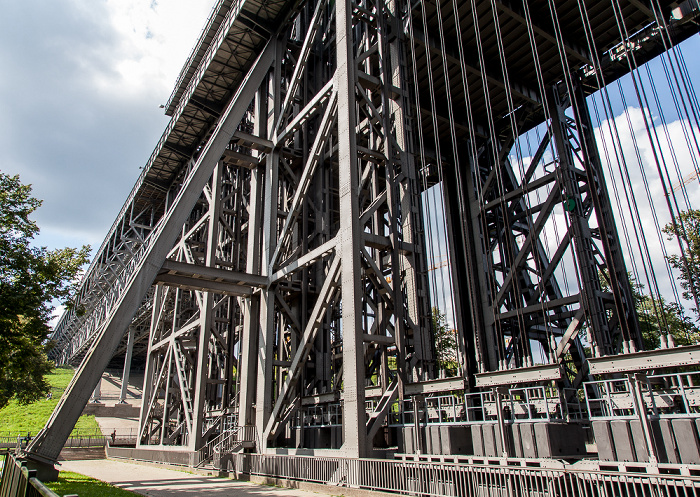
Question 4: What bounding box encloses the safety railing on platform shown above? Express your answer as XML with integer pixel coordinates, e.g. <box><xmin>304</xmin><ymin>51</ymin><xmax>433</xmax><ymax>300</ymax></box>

<box><xmin>291</xmin><ymin>403</ymin><xmax>343</xmax><ymax>428</ymax></box>
<box><xmin>585</xmin><ymin>372</ymin><xmax>700</xmax><ymax>420</ymax></box>
<box><xmin>0</xmin><ymin>453</ymin><xmax>75</xmax><ymax>497</ymax></box>
<box><xmin>230</xmin><ymin>452</ymin><xmax>700</xmax><ymax>497</ymax></box>
<box><xmin>387</xmin><ymin>387</ymin><xmax>584</xmax><ymax>427</ymax></box>
<box><xmin>2</xmin><ymin>429</ymin><xmax>139</xmax><ymax>453</ymax></box>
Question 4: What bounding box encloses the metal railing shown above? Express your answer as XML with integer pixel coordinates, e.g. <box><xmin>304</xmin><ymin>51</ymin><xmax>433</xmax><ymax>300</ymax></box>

<box><xmin>585</xmin><ymin>372</ymin><xmax>700</xmax><ymax>420</ymax></box>
<box><xmin>213</xmin><ymin>425</ymin><xmax>255</xmax><ymax>455</ymax></box>
<box><xmin>101</xmin><ymin>428</ymin><xmax>138</xmax><ymax>447</ymax></box>
<box><xmin>2</xmin><ymin>430</ymin><xmax>139</xmax><ymax>452</ymax></box>
<box><xmin>231</xmin><ymin>452</ymin><xmax>700</xmax><ymax>497</ymax></box>
<box><xmin>196</xmin><ymin>425</ymin><xmax>256</xmax><ymax>467</ymax></box>
<box><xmin>2</xmin><ymin>434</ymin><xmax>105</xmax><ymax>451</ymax></box>
<box><xmin>292</xmin><ymin>404</ymin><xmax>343</xmax><ymax>428</ymax></box>
<box><xmin>388</xmin><ymin>387</ymin><xmax>580</xmax><ymax>427</ymax></box>
<box><xmin>0</xmin><ymin>453</ymin><xmax>75</xmax><ymax>497</ymax></box>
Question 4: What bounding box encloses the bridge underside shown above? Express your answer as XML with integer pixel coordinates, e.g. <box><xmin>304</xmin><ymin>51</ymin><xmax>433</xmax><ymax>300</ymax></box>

<box><xmin>26</xmin><ymin>0</ymin><xmax>700</xmax><ymax>483</ymax></box>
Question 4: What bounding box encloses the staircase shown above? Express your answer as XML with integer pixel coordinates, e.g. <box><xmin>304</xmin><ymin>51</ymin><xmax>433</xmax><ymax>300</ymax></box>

<box><xmin>196</xmin><ymin>425</ymin><xmax>255</xmax><ymax>469</ymax></box>
<box><xmin>366</xmin><ymin>379</ymin><xmax>399</xmax><ymax>440</ymax></box>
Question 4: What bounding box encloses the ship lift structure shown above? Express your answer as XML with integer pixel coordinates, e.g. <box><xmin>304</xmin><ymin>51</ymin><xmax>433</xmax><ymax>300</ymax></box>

<box><xmin>22</xmin><ymin>0</ymin><xmax>700</xmax><ymax>494</ymax></box>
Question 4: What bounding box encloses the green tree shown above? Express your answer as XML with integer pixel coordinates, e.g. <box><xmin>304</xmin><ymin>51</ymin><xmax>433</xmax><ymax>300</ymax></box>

<box><xmin>599</xmin><ymin>269</ymin><xmax>698</xmax><ymax>350</ymax></box>
<box><xmin>0</xmin><ymin>173</ymin><xmax>90</xmax><ymax>409</ymax></box>
<box><xmin>431</xmin><ymin>307</ymin><xmax>459</xmax><ymax>376</ymax></box>
<box><xmin>663</xmin><ymin>209</ymin><xmax>700</xmax><ymax>318</ymax></box>
<box><xmin>635</xmin><ymin>291</ymin><xmax>699</xmax><ymax>350</ymax></box>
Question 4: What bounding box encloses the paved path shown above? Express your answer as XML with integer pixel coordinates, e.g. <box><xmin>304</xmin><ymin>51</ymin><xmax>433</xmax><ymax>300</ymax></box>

<box><xmin>94</xmin><ymin>416</ymin><xmax>139</xmax><ymax>434</ymax></box>
<box><xmin>59</xmin><ymin>459</ymin><xmax>329</xmax><ymax>497</ymax></box>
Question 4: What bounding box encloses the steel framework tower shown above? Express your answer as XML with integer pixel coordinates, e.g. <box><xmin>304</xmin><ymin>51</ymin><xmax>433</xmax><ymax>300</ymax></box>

<box><xmin>25</xmin><ymin>0</ymin><xmax>700</xmax><ymax>488</ymax></box>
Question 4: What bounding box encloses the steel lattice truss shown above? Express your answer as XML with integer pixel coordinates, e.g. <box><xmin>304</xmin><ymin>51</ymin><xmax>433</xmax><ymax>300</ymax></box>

<box><xmin>28</xmin><ymin>0</ymin><xmax>700</xmax><ymax>465</ymax></box>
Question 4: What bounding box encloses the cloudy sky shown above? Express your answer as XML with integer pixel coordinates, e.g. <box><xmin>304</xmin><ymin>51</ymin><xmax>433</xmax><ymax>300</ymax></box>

<box><xmin>0</xmin><ymin>0</ymin><xmax>213</xmax><ymax>251</ymax></box>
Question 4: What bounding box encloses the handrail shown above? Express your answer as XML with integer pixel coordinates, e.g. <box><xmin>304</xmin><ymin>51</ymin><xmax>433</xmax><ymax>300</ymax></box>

<box><xmin>195</xmin><ymin>425</ymin><xmax>255</xmax><ymax>467</ymax></box>
<box><xmin>0</xmin><ymin>453</ymin><xmax>75</xmax><ymax>497</ymax></box>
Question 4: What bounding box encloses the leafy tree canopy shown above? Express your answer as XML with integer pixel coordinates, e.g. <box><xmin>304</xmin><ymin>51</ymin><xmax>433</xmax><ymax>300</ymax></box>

<box><xmin>633</xmin><ymin>283</ymin><xmax>699</xmax><ymax>350</ymax></box>
<box><xmin>663</xmin><ymin>209</ymin><xmax>700</xmax><ymax>318</ymax></box>
<box><xmin>0</xmin><ymin>173</ymin><xmax>89</xmax><ymax>409</ymax></box>
<box><xmin>598</xmin><ymin>267</ymin><xmax>699</xmax><ymax>351</ymax></box>
<box><xmin>432</xmin><ymin>307</ymin><xmax>459</xmax><ymax>376</ymax></box>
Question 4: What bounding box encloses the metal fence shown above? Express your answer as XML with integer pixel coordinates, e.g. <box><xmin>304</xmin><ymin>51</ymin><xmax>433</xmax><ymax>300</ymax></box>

<box><xmin>0</xmin><ymin>453</ymin><xmax>75</xmax><ymax>497</ymax></box>
<box><xmin>2</xmin><ymin>435</ymin><xmax>107</xmax><ymax>452</ymax></box>
<box><xmin>230</xmin><ymin>453</ymin><xmax>700</xmax><ymax>497</ymax></box>
<box><xmin>1</xmin><ymin>429</ymin><xmax>139</xmax><ymax>452</ymax></box>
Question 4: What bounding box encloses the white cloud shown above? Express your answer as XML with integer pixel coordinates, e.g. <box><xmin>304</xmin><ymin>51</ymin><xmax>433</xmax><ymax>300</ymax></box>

<box><xmin>96</xmin><ymin>0</ymin><xmax>213</xmax><ymax>98</ymax></box>
<box><xmin>595</xmin><ymin>105</ymin><xmax>700</xmax><ymax>307</ymax></box>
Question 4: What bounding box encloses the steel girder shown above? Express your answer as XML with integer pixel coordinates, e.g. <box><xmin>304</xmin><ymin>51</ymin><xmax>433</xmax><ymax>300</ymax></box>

<box><xmin>458</xmin><ymin>82</ymin><xmax>640</xmax><ymax>393</ymax></box>
<box><xmin>138</xmin><ymin>161</ymin><xmax>251</xmax><ymax>449</ymax></box>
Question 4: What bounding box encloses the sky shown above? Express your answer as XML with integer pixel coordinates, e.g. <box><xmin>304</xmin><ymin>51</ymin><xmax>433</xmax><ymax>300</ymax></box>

<box><xmin>0</xmin><ymin>0</ymin><xmax>214</xmax><ymax>251</ymax></box>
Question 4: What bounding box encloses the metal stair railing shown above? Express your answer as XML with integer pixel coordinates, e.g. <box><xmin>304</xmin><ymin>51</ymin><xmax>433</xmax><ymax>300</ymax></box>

<box><xmin>196</xmin><ymin>425</ymin><xmax>255</xmax><ymax>468</ymax></box>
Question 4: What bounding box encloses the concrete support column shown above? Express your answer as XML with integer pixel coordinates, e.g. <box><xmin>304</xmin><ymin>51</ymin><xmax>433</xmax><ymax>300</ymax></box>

<box><xmin>119</xmin><ymin>327</ymin><xmax>136</xmax><ymax>403</ymax></box>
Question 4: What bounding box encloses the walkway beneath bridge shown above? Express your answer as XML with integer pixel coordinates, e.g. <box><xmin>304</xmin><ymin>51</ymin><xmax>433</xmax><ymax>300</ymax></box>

<box><xmin>59</xmin><ymin>459</ymin><xmax>332</xmax><ymax>497</ymax></box>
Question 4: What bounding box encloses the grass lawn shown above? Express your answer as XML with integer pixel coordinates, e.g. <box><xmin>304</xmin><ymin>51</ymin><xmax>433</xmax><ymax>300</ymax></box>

<box><xmin>0</xmin><ymin>367</ymin><xmax>101</xmax><ymax>437</ymax></box>
<box><xmin>45</xmin><ymin>471</ymin><xmax>141</xmax><ymax>497</ymax></box>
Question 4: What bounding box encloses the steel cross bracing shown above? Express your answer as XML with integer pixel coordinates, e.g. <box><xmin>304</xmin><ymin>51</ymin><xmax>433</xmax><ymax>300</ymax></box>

<box><xmin>138</xmin><ymin>159</ymin><xmax>257</xmax><ymax>449</ymax></box>
<box><xmin>28</xmin><ymin>0</ymin><xmax>700</xmax><ymax>469</ymax></box>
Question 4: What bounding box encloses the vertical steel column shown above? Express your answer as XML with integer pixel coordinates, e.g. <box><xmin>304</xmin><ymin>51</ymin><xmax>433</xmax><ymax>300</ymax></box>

<box><xmin>335</xmin><ymin>0</ymin><xmax>367</xmax><ymax>458</ymax></box>
<box><xmin>548</xmin><ymin>91</ymin><xmax>611</xmax><ymax>358</ymax></box>
<box><xmin>571</xmin><ymin>81</ymin><xmax>641</xmax><ymax>353</ymax></box>
<box><xmin>189</xmin><ymin>163</ymin><xmax>224</xmax><ymax>450</ymax></box>
<box><xmin>238</xmin><ymin>87</ymin><xmax>267</xmax><ymax>428</ymax></box>
<box><xmin>137</xmin><ymin>284</ymin><xmax>164</xmax><ymax>446</ymax></box>
<box><xmin>255</xmin><ymin>40</ymin><xmax>282</xmax><ymax>450</ymax></box>
<box><xmin>119</xmin><ymin>326</ymin><xmax>136</xmax><ymax>403</ymax></box>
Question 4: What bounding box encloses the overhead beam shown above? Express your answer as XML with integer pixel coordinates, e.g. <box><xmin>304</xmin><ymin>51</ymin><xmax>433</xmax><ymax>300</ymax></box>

<box><xmin>159</xmin><ymin>259</ymin><xmax>267</xmax><ymax>287</ymax></box>
<box><xmin>587</xmin><ymin>345</ymin><xmax>700</xmax><ymax>374</ymax></box>
<box><xmin>412</xmin><ymin>26</ymin><xmax>541</xmax><ymax>106</ymax></box>
<box><xmin>154</xmin><ymin>273</ymin><xmax>254</xmax><ymax>296</ymax></box>
<box><xmin>494</xmin><ymin>0</ymin><xmax>592</xmax><ymax>66</ymax></box>
<box><xmin>475</xmin><ymin>363</ymin><xmax>562</xmax><ymax>387</ymax></box>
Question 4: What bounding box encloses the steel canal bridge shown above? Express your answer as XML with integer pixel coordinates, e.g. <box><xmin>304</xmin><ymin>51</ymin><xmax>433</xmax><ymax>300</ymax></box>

<box><xmin>23</xmin><ymin>0</ymin><xmax>700</xmax><ymax>494</ymax></box>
